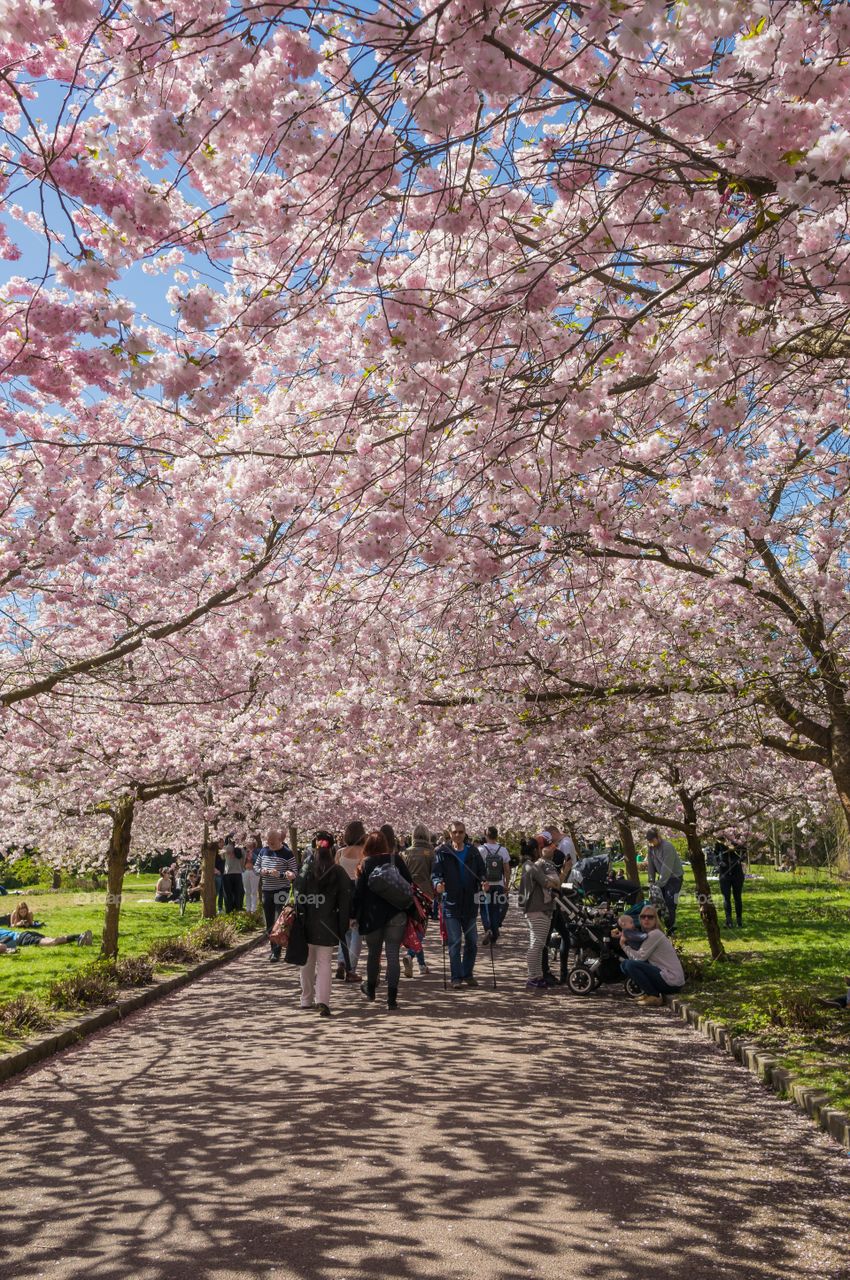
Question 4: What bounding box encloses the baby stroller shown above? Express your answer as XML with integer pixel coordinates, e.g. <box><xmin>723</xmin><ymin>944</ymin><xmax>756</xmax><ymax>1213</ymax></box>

<box><xmin>568</xmin><ymin>854</ymin><xmax>641</xmax><ymax>908</ymax></box>
<box><xmin>551</xmin><ymin>888</ymin><xmax>643</xmax><ymax>998</ymax></box>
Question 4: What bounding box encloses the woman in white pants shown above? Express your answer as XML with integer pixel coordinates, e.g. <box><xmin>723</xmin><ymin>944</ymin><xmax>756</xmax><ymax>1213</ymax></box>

<box><xmin>242</xmin><ymin>837</ymin><xmax>261</xmax><ymax>914</ymax></box>
<box><xmin>519</xmin><ymin>836</ymin><xmax>561</xmax><ymax>991</ymax></box>
<box><xmin>292</xmin><ymin>833</ymin><xmax>352</xmax><ymax>1017</ymax></box>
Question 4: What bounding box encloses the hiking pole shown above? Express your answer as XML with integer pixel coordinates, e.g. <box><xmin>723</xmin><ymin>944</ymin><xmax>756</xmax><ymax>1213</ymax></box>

<box><xmin>438</xmin><ymin>899</ymin><xmax>447</xmax><ymax>990</ymax></box>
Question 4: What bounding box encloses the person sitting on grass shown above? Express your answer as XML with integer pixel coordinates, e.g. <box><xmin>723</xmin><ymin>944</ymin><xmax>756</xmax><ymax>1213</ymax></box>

<box><xmin>10</xmin><ymin>902</ymin><xmax>41</xmax><ymax>929</ymax></box>
<box><xmin>0</xmin><ymin>926</ymin><xmax>93</xmax><ymax>952</ymax></box>
<box><xmin>154</xmin><ymin>870</ymin><xmax>174</xmax><ymax>903</ymax></box>
<box><xmin>618</xmin><ymin>905</ymin><xmax>684</xmax><ymax>1007</ymax></box>
<box><xmin>817</xmin><ymin>976</ymin><xmax>850</xmax><ymax>1010</ymax></box>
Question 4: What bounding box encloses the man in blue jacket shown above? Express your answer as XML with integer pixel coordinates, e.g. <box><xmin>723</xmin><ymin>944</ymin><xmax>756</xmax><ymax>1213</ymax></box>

<box><xmin>433</xmin><ymin>821</ymin><xmax>486</xmax><ymax>988</ymax></box>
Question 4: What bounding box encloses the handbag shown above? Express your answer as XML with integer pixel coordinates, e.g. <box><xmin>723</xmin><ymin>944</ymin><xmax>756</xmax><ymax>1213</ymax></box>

<box><xmin>269</xmin><ymin>890</ymin><xmax>297</xmax><ymax>948</ymax></box>
<box><xmin>368</xmin><ymin>856</ymin><xmax>414</xmax><ymax>911</ymax></box>
<box><xmin>283</xmin><ymin>914</ymin><xmax>308</xmax><ymax>966</ymax></box>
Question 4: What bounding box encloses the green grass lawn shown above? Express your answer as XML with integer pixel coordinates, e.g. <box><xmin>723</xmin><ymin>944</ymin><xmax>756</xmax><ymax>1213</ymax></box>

<box><xmin>672</xmin><ymin>863</ymin><xmax>850</xmax><ymax>1111</ymax></box>
<box><xmin>0</xmin><ymin>873</ymin><xmax>207</xmax><ymax>1004</ymax></box>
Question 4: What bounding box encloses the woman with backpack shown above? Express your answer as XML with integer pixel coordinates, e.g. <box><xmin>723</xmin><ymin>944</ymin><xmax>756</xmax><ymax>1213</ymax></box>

<box><xmin>292</xmin><ymin>832</ymin><xmax>351</xmax><ymax>1017</ymax></box>
<box><xmin>352</xmin><ymin>829</ymin><xmax>414</xmax><ymax>1010</ymax></box>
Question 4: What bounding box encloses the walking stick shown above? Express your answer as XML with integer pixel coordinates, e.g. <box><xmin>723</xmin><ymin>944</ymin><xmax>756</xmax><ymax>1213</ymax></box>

<box><xmin>438</xmin><ymin>899</ymin><xmax>447</xmax><ymax>990</ymax></box>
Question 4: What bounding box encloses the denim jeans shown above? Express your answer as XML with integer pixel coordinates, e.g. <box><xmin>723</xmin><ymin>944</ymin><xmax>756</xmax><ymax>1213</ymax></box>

<box><xmin>444</xmin><ymin>913</ymin><xmax>477</xmax><ymax>982</ymax></box>
<box><xmin>621</xmin><ymin>958</ymin><xmax>682</xmax><ymax>996</ymax></box>
<box><xmin>338</xmin><ymin>924</ymin><xmax>362</xmax><ymax>972</ymax></box>
<box><xmin>481</xmin><ymin>886</ymin><xmax>508</xmax><ymax>939</ymax></box>
<box><xmin>660</xmin><ymin>875</ymin><xmax>683</xmax><ymax>929</ymax></box>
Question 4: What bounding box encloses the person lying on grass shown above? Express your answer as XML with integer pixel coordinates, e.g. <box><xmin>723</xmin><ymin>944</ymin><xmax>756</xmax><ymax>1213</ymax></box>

<box><xmin>617</xmin><ymin>905</ymin><xmax>685</xmax><ymax>1007</ymax></box>
<box><xmin>9</xmin><ymin>902</ymin><xmax>43</xmax><ymax>929</ymax></box>
<box><xmin>0</xmin><ymin>926</ymin><xmax>93</xmax><ymax>953</ymax></box>
<box><xmin>817</xmin><ymin>977</ymin><xmax>850</xmax><ymax>1010</ymax></box>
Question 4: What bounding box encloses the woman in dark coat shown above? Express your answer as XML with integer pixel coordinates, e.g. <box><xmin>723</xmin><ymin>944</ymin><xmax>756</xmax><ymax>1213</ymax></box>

<box><xmin>293</xmin><ymin>834</ymin><xmax>351</xmax><ymax>1017</ymax></box>
<box><xmin>715</xmin><ymin>837</ymin><xmax>746</xmax><ymax>928</ymax></box>
<box><xmin>352</xmin><ymin>829</ymin><xmax>413</xmax><ymax>1011</ymax></box>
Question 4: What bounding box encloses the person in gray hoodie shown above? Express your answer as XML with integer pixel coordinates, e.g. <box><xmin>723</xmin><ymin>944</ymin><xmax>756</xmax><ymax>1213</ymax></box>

<box><xmin>646</xmin><ymin>828</ymin><xmax>684</xmax><ymax>931</ymax></box>
<box><xmin>519</xmin><ymin>836</ymin><xmax>562</xmax><ymax>991</ymax></box>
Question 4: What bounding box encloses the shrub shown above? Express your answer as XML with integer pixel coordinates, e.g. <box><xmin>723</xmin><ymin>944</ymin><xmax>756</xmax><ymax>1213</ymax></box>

<box><xmin>188</xmin><ymin>917</ymin><xmax>237</xmax><ymax>951</ymax></box>
<box><xmin>226</xmin><ymin>909</ymin><xmax>263</xmax><ymax>935</ymax></box>
<box><xmin>110</xmin><ymin>955</ymin><xmax>155</xmax><ymax>987</ymax></box>
<box><xmin>148</xmin><ymin>936</ymin><xmax>201</xmax><ymax>966</ymax></box>
<box><xmin>47</xmin><ymin>964</ymin><xmax>118</xmax><ymax>1011</ymax></box>
<box><xmin>0</xmin><ymin>995</ymin><xmax>54</xmax><ymax>1037</ymax></box>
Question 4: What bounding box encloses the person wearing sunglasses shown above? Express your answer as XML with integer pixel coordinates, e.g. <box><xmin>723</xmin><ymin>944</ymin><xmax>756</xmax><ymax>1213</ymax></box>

<box><xmin>618</xmin><ymin>906</ymin><xmax>685</xmax><ymax>1006</ymax></box>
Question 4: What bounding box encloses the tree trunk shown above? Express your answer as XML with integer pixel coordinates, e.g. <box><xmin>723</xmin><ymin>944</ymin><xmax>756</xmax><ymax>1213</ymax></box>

<box><xmin>200</xmin><ymin>824</ymin><xmax>218</xmax><ymax>919</ymax></box>
<box><xmin>101</xmin><ymin>795</ymin><xmax>135</xmax><ymax>958</ymax></box>
<box><xmin>288</xmin><ymin>825</ymin><xmax>299</xmax><ymax>866</ymax></box>
<box><xmin>830</xmin><ymin>728</ymin><xmax>850</xmax><ymax>873</ymax></box>
<box><xmin>683</xmin><ymin>825</ymin><xmax>725</xmax><ymax>961</ymax></box>
<box><xmin>51</xmin><ymin>867</ymin><xmax>61</xmax><ymax>890</ymax></box>
<box><xmin>617</xmin><ymin>816</ymin><xmax>641</xmax><ymax>890</ymax></box>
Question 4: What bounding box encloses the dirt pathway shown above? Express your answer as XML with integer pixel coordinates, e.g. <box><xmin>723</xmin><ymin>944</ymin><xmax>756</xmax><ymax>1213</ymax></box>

<box><xmin>2</xmin><ymin>920</ymin><xmax>848</xmax><ymax>1280</ymax></box>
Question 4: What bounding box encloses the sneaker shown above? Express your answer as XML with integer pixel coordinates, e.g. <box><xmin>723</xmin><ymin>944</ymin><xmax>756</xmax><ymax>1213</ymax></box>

<box><xmin>463</xmin><ymin>976</ymin><xmax>479</xmax><ymax>987</ymax></box>
<box><xmin>638</xmin><ymin>994</ymin><xmax>664</xmax><ymax>1006</ymax></box>
<box><xmin>402</xmin><ymin>956</ymin><xmax>414</xmax><ymax>979</ymax></box>
<box><xmin>525</xmin><ymin>978</ymin><xmax>547</xmax><ymax>990</ymax></box>
<box><xmin>299</xmin><ymin>1002</ymin><xmax>315</xmax><ymax>1010</ymax></box>
<box><xmin>451</xmin><ymin>979</ymin><xmax>464</xmax><ymax>989</ymax></box>
<box><xmin>346</xmin><ymin>970</ymin><xmax>361</xmax><ymax>983</ymax></box>
<box><xmin>418</xmin><ymin>964</ymin><xmax>430</xmax><ymax>975</ymax></box>
<box><xmin>77</xmin><ymin>930</ymin><xmax>93</xmax><ymax>946</ymax></box>
<box><xmin>542</xmin><ymin>972</ymin><xmax>560</xmax><ymax>987</ymax></box>
<box><xmin>334</xmin><ymin>965</ymin><xmax>346</xmax><ymax>981</ymax></box>
<box><xmin>480</xmin><ymin>931</ymin><xmax>492</xmax><ymax>947</ymax></box>
<box><xmin>359</xmin><ymin>981</ymin><xmax>376</xmax><ymax>1002</ymax></box>
<box><xmin>269</xmin><ymin>949</ymin><xmax>281</xmax><ymax>963</ymax></box>
<box><xmin>316</xmin><ymin>1003</ymin><xmax>332</xmax><ymax>1018</ymax></box>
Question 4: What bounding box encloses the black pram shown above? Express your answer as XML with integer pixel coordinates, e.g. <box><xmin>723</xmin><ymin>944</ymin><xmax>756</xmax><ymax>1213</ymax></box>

<box><xmin>568</xmin><ymin>853</ymin><xmax>641</xmax><ymax>906</ymax></box>
<box><xmin>551</xmin><ymin>887</ymin><xmax>643</xmax><ymax>997</ymax></box>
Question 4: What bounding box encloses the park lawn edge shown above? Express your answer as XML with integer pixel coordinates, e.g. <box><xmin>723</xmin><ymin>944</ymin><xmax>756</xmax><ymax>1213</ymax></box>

<box><xmin>664</xmin><ymin>991</ymin><xmax>850</xmax><ymax>1150</ymax></box>
<box><xmin>0</xmin><ymin>931</ymin><xmax>266</xmax><ymax>1084</ymax></box>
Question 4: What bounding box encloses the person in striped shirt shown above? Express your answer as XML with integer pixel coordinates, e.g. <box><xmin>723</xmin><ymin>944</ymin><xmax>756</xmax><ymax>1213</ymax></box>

<box><xmin>254</xmin><ymin>828</ymin><xmax>299</xmax><ymax>961</ymax></box>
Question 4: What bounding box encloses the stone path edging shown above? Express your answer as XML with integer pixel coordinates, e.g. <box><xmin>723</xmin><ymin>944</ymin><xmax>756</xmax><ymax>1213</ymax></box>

<box><xmin>0</xmin><ymin>931</ymin><xmax>265</xmax><ymax>1085</ymax></box>
<box><xmin>666</xmin><ymin>993</ymin><xmax>850</xmax><ymax>1150</ymax></box>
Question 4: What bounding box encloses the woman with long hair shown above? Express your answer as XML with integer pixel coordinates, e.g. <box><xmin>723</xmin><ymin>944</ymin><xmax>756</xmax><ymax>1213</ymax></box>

<box><xmin>293</xmin><ymin>832</ymin><xmax>351</xmax><ymax>1017</ymax></box>
<box><xmin>336</xmin><ymin>819</ymin><xmax>366</xmax><ymax>982</ymax></box>
<box><xmin>352</xmin><ymin>829</ymin><xmax>413</xmax><ymax>1011</ymax></box>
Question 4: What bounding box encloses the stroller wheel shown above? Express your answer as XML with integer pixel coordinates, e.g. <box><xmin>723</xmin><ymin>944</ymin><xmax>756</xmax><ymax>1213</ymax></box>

<box><xmin>624</xmin><ymin>977</ymin><xmax>643</xmax><ymax>999</ymax></box>
<box><xmin>567</xmin><ymin>966</ymin><xmax>594</xmax><ymax>996</ymax></box>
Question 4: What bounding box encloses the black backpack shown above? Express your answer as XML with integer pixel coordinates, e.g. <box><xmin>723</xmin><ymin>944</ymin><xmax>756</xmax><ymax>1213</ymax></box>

<box><xmin>482</xmin><ymin>845</ymin><xmax>506</xmax><ymax>883</ymax></box>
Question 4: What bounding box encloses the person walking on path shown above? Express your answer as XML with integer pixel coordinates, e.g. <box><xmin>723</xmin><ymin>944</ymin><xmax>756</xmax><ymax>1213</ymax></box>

<box><xmin>336</xmin><ymin>820</ymin><xmax>366</xmax><ymax>982</ymax></box>
<box><xmin>715</xmin><ymin>836</ymin><xmax>746</xmax><ymax>929</ymax></box>
<box><xmin>242</xmin><ymin>837</ymin><xmax>261</xmax><ymax>915</ymax></box>
<box><xmin>254</xmin><ymin>828</ymin><xmax>298</xmax><ymax>962</ymax></box>
<box><xmin>477</xmin><ymin>825</ymin><xmax>511</xmax><ymax>947</ymax></box>
<box><xmin>352</xmin><ymin>830</ymin><xmax>413</xmax><ymax>1010</ymax></box>
<box><xmin>221</xmin><ymin>842</ymin><xmax>245</xmax><ymax>913</ymax></box>
<box><xmin>519</xmin><ymin>836</ymin><xmax>561</xmax><ymax>991</ymax></box>
<box><xmin>401</xmin><ymin>823</ymin><xmax>434</xmax><ymax>977</ymax></box>
<box><xmin>293</xmin><ymin>834</ymin><xmax>351</xmax><ymax>1017</ymax></box>
<box><xmin>432</xmin><ymin>820</ymin><xmax>486</xmax><ymax>990</ymax></box>
<box><xmin>646</xmin><ymin>828</ymin><xmax>684</xmax><ymax>932</ymax></box>
<box><xmin>618</xmin><ymin>903</ymin><xmax>685</xmax><ymax>1006</ymax></box>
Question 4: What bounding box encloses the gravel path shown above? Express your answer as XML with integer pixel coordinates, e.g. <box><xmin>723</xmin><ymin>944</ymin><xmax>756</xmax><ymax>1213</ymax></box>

<box><xmin>2</xmin><ymin>919</ymin><xmax>848</xmax><ymax>1280</ymax></box>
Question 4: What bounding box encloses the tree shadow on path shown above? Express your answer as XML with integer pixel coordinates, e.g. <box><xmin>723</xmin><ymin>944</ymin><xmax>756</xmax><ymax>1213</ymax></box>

<box><xmin>1</xmin><ymin>921</ymin><xmax>848</xmax><ymax>1280</ymax></box>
